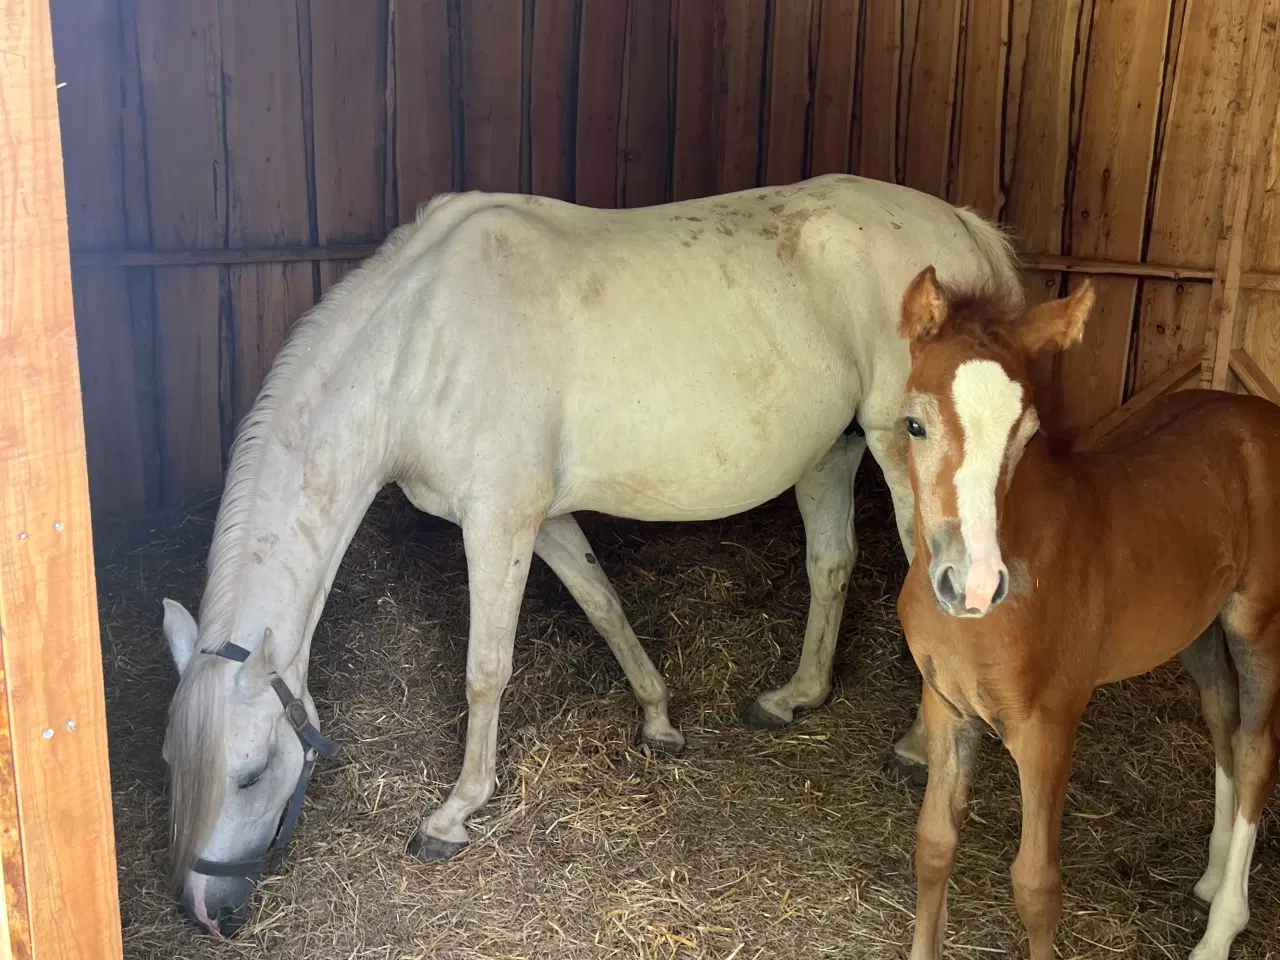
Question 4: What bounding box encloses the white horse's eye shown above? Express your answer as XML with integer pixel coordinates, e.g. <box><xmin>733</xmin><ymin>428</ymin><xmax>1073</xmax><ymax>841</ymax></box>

<box><xmin>237</xmin><ymin>770</ymin><xmax>265</xmax><ymax>790</ymax></box>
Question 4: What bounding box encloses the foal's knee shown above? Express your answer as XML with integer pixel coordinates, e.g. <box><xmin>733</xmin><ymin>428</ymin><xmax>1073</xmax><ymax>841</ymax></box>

<box><xmin>1011</xmin><ymin>855</ymin><xmax>1063</xmax><ymax>930</ymax></box>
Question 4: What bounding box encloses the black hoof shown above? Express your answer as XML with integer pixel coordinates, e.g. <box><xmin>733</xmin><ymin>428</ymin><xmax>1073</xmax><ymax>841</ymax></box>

<box><xmin>884</xmin><ymin>753</ymin><xmax>929</xmax><ymax>788</ymax></box>
<box><xmin>739</xmin><ymin>699</ymin><xmax>789</xmax><ymax>731</ymax></box>
<box><xmin>1186</xmin><ymin>892</ymin><xmax>1212</xmax><ymax>919</ymax></box>
<box><xmin>406</xmin><ymin>831</ymin><xmax>468</xmax><ymax>862</ymax></box>
<box><xmin>639</xmin><ymin>729</ymin><xmax>686</xmax><ymax>759</ymax></box>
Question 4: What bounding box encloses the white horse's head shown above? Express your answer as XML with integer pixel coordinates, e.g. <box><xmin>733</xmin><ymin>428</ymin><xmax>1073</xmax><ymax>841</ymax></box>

<box><xmin>162</xmin><ymin>599</ymin><xmax>339</xmax><ymax>937</ymax></box>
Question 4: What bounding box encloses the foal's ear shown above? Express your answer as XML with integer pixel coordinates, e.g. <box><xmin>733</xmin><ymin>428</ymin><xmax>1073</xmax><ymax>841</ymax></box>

<box><xmin>162</xmin><ymin>598</ymin><xmax>199</xmax><ymax>677</ymax></box>
<box><xmin>233</xmin><ymin>628</ymin><xmax>276</xmax><ymax>700</ymax></box>
<box><xmin>899</xmin><ymin>266</ymin><xmax>949</xmax><ymax>344</ymax></box>
<box><xmin>1017</xmin><ymin>280</ymin><xmax>1096</xmax><ymax>354</ymax></box>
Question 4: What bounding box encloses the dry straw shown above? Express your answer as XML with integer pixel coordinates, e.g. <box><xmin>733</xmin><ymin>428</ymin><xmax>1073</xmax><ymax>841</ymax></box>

<box><xmin>96</xmin><ymin>468</ymin><xmax>1277</xmax><ymax>959</ymax></box>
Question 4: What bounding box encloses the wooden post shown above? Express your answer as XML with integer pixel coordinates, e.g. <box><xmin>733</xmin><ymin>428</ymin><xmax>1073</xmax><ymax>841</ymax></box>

<box><xmin>0</xmin><ymin>0</ymin><xmax>124</xmax><ymax>957</ymax></box>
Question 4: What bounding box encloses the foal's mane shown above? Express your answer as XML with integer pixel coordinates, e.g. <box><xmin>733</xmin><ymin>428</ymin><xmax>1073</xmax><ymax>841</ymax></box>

<box><xmin>166</xmin><ymin>210</ymin><xmax>436</xmax><ymax>883</ymax></box>
<box><xmin>928</xmin><ymin>277</ymin><xmax>1027</xmax><ymax>353</ymax></box>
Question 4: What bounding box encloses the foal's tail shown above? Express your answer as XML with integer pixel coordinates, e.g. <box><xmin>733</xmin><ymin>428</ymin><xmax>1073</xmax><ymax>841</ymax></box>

<box><xmin>955</xmin><ymin>207</ymin><xmax>1024</xmax><ymax>309</ymax></box>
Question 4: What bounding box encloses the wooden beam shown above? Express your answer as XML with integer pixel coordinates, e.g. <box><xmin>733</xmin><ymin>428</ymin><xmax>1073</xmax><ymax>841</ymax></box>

<box><xmin>1228</xmin><ymin>348</ymin><xmax>1280</xmax><ymax>406</ymax></box>
<box><xmin>1019</xmin><ymin>254</ymin><xmax>1214</xmax><ymax>281</ymax></box>
<box><xmin>1072</xmin><ymin>353</ymin><xmax>1203</xmax><ymax>451</ymax></box>
<box><xmin>0</xmin><ymin>0</ymin><xmax>123</xmax><ymax>957</ymax></box>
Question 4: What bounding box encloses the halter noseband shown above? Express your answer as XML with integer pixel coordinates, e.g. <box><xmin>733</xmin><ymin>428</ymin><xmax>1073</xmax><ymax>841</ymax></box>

<box><xmin>189</xmin><ymin>642</ymin><xmax>342</xmax><ymax>879</ymax></box>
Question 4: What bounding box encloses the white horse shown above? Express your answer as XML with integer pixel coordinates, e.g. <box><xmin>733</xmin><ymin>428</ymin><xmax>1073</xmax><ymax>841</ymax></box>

<box><xmin>160</xmin><ymin>174</ymin><xmax>1022</xmax><ymax>935</ymax></box>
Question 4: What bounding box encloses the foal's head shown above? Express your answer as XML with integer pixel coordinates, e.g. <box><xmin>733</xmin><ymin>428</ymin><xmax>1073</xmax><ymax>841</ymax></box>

<box><xmin>897</xmin><ymin>266</ymin><xmax>1095</xmax><ymax>617</ymax></box>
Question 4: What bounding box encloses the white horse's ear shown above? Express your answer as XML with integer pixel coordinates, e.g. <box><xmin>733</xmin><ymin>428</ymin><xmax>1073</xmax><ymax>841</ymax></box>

<box><xmin>233</xmin><ymin>628</ymin><xmax>276</xmax><ymax>700</ymax></box>
<box><xmin>162</xmin><ymin>598</ymin><xmax>199</xmax><ymax>676</ymax></box>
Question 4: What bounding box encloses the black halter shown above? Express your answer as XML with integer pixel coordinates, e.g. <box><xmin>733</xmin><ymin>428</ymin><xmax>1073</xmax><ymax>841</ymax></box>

<box><xmin>190</xmin><ymin>642</ymin><xmax>342</xmax><ymax>879</ymax></box>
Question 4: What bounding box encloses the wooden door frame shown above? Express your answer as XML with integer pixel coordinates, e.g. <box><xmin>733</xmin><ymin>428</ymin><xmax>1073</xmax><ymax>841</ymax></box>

<box><xmin>0</xmin><ymin>0</ymin><xmax>124</xmax><ymax>957</ymax></box>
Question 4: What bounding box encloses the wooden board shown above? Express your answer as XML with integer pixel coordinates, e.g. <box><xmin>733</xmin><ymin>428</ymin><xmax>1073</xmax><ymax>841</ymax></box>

<box><xmin>808</xmin><ymin>0</ymin><xmax>860</xmax><ymax>177</ymax></box>
<box><xmin>762</xmin><ymin>0</ymin><xmax>814</xmax><ymax>185</ymax></box>
<box><xmin>1057</xmin><ymin>0</ymin><xmax>1171</xmax><ymax>437</ymax></box>
<box><xmin>220</xmin><ymin>0</ymin><xmax>315</xmax><ymax>434</ymax></box>
<box><xmin>948</xmin><ymin>0</ymin><xmax>1008</xmax><ymax>216</ymax></box>
<box><xmin>134</xmin><ymin>0</ymin><xmax>230</xmax><ymax>501</ymax></box>
<box><xmin>899</xmin><ymin>0</ymin><xmax>961</xmax><ymax>197</ymax></box>
<box><xmin>1133</xmin><ymin>0</ymin><xmax>1246</xmax><ymax>390</ymax></box>
<box><xmin>0</xmin><ymin>2</ymin><xmax>123</xmax><ymax>957</ymax></box>
<box><xmin>621</xmin><ymin>0</ymin><xmax>673</xmax><ymax>206</ymax></box>
<box><xmin>393</xmin><ymin>0</ymin><xmax>457</xmax><ymax>216</ymax></box>
<box><xmin>311</xmin><ymin>0</ymin><xmax>390</xmax><ymax>292</ymax></box>
<box><xmin>457</xmin><ymin>0</ymin><xmax>524</xmax><ymax>192</ymax></box>
<box><xmin>575</xmin><ymin>0</ymin><xmax>629</xmax><ymax>207</ymax></box>
<box><xmin>716</xmin><ymin>0</ymin><xmax>768</xmax><ymax>192</ymax></box>
<box><xmin>528</xmin><ymin>0</ymin><xmax>577</xmax><ymax>200</ymax></box>
<box><xmin>671</xmin><ymin>0</ymin><xmax>718</xmax><ymax>199</ymax></box>
<box><xmin>855</xmin><ymin>0</ymin><xmax>899</xmax><ymax>181</ymax></box>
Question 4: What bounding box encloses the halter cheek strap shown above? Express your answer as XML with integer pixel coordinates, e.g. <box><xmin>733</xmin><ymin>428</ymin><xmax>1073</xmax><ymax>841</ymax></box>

<box><xmin>189</xmin><ymin>642</ymin><xmax>342</xmax><ymax>880</ymax></box>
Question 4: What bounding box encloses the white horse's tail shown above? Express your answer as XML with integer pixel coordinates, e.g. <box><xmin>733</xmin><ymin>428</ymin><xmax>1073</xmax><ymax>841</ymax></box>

<box><xmin>954</xmin><ymin>207</ymin><xmax>1024</xmax><ymax>308</ymax></box>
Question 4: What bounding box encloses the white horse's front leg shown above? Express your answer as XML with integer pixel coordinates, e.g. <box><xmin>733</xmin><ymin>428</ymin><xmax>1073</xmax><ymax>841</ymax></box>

<box><xmin>534</xmin><ymin>514</ymin><xmax>684</xmax><ymax>755</ymax></box>
<box><xmin>743</xmin><ymin>433</ymin><xmax>864</xmax><ymax>729</ymax></box>
<box><xmin>408</xmin><ymin>511</ymin><xmax>540</xmax><ymax>861</ymax></box>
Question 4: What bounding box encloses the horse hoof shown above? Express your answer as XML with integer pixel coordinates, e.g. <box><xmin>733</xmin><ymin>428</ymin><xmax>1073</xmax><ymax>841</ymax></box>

<box><xmin>406</xmin><ymin>831</ymin><xmax>468</xmax><ymax>862</ymax></box>
<box><xmin>639</xmin><ymin>728</ymin><xmax>686</xmax><ymax>758</ymax></box>
<box><xmin>1186</xmin><ymin>892</ymin><xmax>1212</xmax><ymax>918</ymax></box>
<box><xmin>740</xmin><ymin>698</ymin><xmax>789</xmax><ymax>731</ymax></box>
<box><xmin>884</xmin><ymin>754</ymin><xmax>929</xmax><ymax>788</ymax></box>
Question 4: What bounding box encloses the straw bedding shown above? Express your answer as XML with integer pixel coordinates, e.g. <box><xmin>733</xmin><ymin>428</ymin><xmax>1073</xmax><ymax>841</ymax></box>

<box><xmin>96</xmin><ymin>464</ymin><xmax>1277</xmax><ymax>959</ymax></box>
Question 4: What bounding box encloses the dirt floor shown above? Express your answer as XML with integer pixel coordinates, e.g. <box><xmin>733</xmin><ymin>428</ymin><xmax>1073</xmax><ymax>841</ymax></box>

<box><xmin>97</xmin><ymin>464</ymin><xmax>1278</xmax><ymax>959</ymax></box>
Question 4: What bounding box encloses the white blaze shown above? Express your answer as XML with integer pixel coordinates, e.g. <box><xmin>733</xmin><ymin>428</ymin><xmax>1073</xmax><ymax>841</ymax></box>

<box><xmin>950</xmin><ymin>359</ymin><xmax>1023</xmax><ymax>611</ymax></box>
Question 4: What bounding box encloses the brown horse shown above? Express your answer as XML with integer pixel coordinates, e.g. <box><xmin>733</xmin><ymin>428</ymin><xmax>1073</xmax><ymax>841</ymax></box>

<box><xmin>893</xmin><ymin>266</ymin><xmax>1280</xmax><ymax>960</ymax></box>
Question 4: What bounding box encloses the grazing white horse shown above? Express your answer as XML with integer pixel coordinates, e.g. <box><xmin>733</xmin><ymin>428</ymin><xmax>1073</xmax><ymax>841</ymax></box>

<box><xmin>161</xmin><ymin>174</ymin><xmax>1021</xmax><ymax>935</ymax></box>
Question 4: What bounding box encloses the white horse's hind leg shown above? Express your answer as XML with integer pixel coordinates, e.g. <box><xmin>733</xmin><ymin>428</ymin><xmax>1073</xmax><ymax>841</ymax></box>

<box><xmin>534</xmin><ymin>514</ymin><xmax>684</xmax><ymax>755</ymax></box>
<box><xmin>743</xmin><ymin>433</ymin><xmax>864</xmax><ymax>729</ymax></box>
<box><xmin>866</xmin><ymin>425</ymin><xmax>929</xmax><ymax>783</ymax></box>
<box><xmin>408</xmin><ymin>510</ymin><xmax>541</xmax><ymax>861</ymax></box>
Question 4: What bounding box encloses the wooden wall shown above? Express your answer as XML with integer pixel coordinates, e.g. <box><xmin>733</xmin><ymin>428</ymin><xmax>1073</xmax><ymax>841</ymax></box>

<box><xmin>52</xmin><ymin>0</ymin><xmax>1280</xmax><ymax>519</ymax></box>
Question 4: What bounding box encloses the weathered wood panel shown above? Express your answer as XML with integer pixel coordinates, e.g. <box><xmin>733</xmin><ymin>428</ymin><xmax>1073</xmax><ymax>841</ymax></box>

<box><xmin>0</xmin><ymin>2</ymin><xmax>123</xmax><ymax>956</ymax></box>
<box><xmin>762</xmin><ymin>0</ymin><xmax>814</xmax><ymax>186</ymax></box>
<box><xmin>575</xmin><ymin>0</ymin><xmax>629</xmax><ymax>207</ymax></box>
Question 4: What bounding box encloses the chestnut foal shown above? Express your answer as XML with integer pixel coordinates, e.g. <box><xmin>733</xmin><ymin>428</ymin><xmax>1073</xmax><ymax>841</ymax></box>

<box><xmin>894</xmin><ymin>267</ymin><xmax>1280</xmax><ymax>960</ymax></box>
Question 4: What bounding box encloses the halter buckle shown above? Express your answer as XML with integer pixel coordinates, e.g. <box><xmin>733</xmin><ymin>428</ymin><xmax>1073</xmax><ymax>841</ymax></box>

<box><xmin>284</xmin><ymin>699</ymin><xmax>311</xmax><ymax>734</ymax></box>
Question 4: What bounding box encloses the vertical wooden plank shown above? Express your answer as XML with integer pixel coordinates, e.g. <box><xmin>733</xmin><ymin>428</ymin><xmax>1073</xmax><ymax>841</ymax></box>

<box><xmin>575</xmin><ymin>0</ymin><xmax>629</xmax><ymax>206</ymax></box>
<box><xmin>220</xmin><ymin>0</ymin><xmax>316</xmax><ymax>428</ymax></box>
<box><xmin>1002</xmin><ymin>0</ymin><xmax>1087</xmax><ymax>253</ymax></box>
<box><xmin>621</xmin><ymin>0</ymin><xmax>672</xmax><ymax>206</ymax></box>
<box><xmin>311</xmin><ymin>0</ymin><xmax>390</xmax><ymax>291</ymax></box>
<box><xmin>49</xmin><ymin>0</ymin><xmax>150</xmax><ymax>517</ymax></box>
<box><xmin>949</xmin><ymin>0</ymin><xmax>1009</xmax><ymax>216</ymax></box>
<box><xmin>762</xmin><ymin>0</ymin><xmax>815</xmax><ymax>185</ymax></box>
<box><xmin>855</xmin><ymin>0</ymin><xmax>900</xmax><ymax>181</ymax></box>
<box><xmin>0</xmin><ymin>3</ymin><xmax>123</xmax><ymax>957</ymax></box>
<box><xmin>1057</xmin><ymin>0</ymin><xmax>1172</xmax><ymax>436</ymax></box>
<box><xmin>394</xmin><ymin>0</ymin><xmax>457</xmax><ymax>217</ymax></box>
<box><xmin>1134</xmin><ymin>0</ymin><xmax>1246</xmax><ymax>390</ymax></box>
<box><xmin>809</xmin><ymin>0</ymin><xmax>860</xmax><ymax>176</ymax></box>
<box><xmin>458</xmin><ymin>0</ymin><xmax>524</xmax><ymax>192</ymax></box>
<box><xmin>134</xmin><ymin>0</ymin><xmax>230</xmax><ymax>502</ymax></box>
<box><xmin>529</xmin><ymin>0</ymin><xmax>578</xmax><ymax>200</ymax></box>
<box><xmin>716</xmin><ymin>0</ymin><xmax>768</xmax><ymax>192</ymax></box>
<box><xmin>899</xmin><ymin>0</ymin><xmax>962</xmax><ymax>197</ymax></box>
<box><xmin>671</xmin><ymin>0</ymin><xmax>718</xmax><ymax>199</ymax></box>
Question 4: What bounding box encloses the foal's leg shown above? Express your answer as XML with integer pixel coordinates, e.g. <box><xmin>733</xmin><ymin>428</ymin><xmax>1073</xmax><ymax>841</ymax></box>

<box><xmin>1189</xmin><ymin>617</ymin><xmax>1280</xmax><ymax>960</ymax></box>
<box><xmin>866</xmin><ymin>424</ymin><xmax>929</xmax><ymax>780</ymax></box>
<box><xmin>1005</xmin><ymin>718</ymin><xmax>1078</xmax><ymax>960</ymax></box>
<box><xmin>909</xmin><ymin>687</ymin><xmax>980</xmax><ymax>960</ymax></box>
<box><xmin>533</xmin><ymin>514</ymin><xmax>684</xmax><ymax>755</ymax></box>
<box><xmin>1178</xmin><ymin>622</ymin><xmax>1240</xmax><ymax>912</ymax></box>
<box><xmin>408</xmin><ymin>510</ymin><xmax>541</xmax><ymax>861</ymax></box>
<box><xmin>743</xmin><ymin>433</ymin><xmax>865</xmax><ymax>729</ymax></box>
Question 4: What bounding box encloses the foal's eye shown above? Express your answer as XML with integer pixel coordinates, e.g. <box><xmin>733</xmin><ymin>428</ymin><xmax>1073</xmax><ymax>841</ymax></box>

<box><xmin>904</xmin><ymin>417</ymin><xmax>927</xmax><ymax>439</ymax></box>
<box><xmin>237</xmin><ymin>771</ymin><xmax>265</xmax><ymax>790</ymax></box>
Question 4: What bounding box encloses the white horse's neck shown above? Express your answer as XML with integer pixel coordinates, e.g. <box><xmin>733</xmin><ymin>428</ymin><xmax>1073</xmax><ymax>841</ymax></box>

<box><xmin>196</xmin><ymin>270</ymin><xmax>400</xmax><ymax>683</ymax></box>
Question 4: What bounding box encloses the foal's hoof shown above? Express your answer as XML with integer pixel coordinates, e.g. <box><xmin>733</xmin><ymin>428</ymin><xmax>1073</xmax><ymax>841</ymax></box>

<box><xmin>884</xmin><ymin>753</ymin><xmax>929</xmax><ymax>788</ymax></box>
<box><xmin>639</xmin><ymin>728</ymin><xmax>686</xmax><ymax>758</ymax></box>
<box><xmin>740</xmin><ymin>698</ymin><xmax>790</xmax><ymax>731</ymax></box>
<box><xmin>1185</xmin><ymin>892</ymin><xmax>1212</xmax><ymax>919</ymax></box>
<box><xmin>406</xmin><ymin>831</ymin><xmax>468</xmax><ymax>863</ymax></box>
